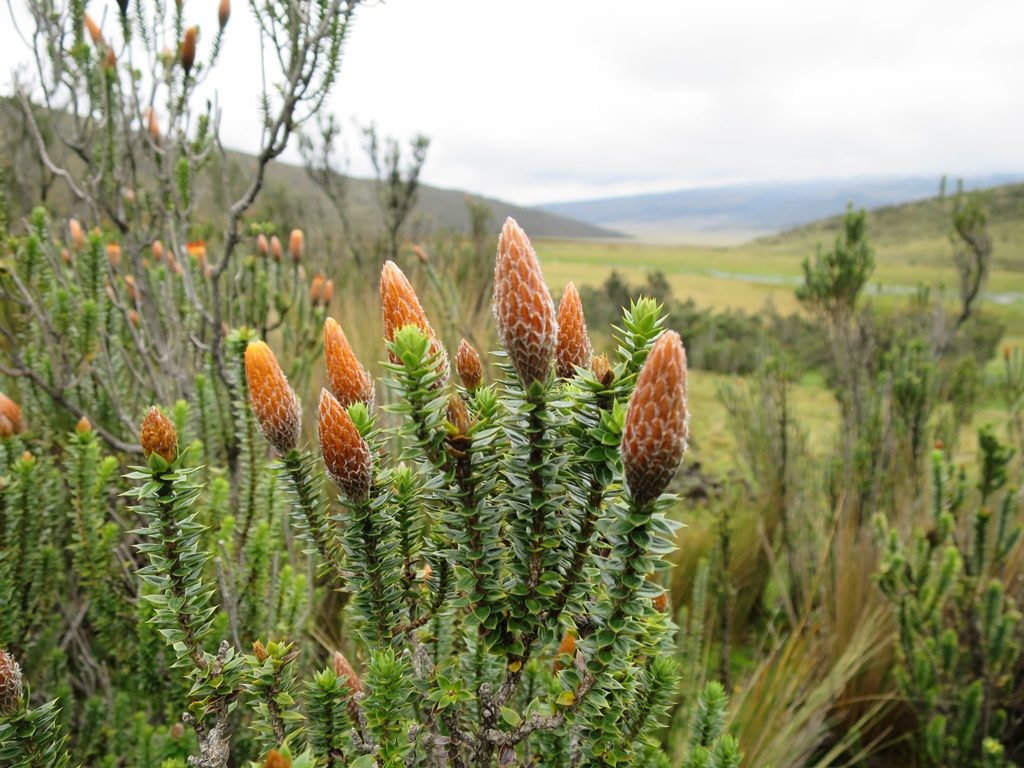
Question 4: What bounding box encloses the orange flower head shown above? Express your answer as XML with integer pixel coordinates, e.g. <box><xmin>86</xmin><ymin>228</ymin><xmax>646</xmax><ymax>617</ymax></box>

<box><xmin>75</xmin><ymin>416</ymin><xmax>92</xmax><ymax>434</ymax></box>
<box><xmin>493</xmin><ymin>217</ymin><xmax>556</xmax><ymax>387</ymax></box>
<box><xmin>181</xmin><ymin>26</ymin><xmax>198</xmax><ymax>76</ymax></box>
<box><xmin>288</xmin><ymin>228</ymin><xmax>304</xmax><ymax>263</ymax></box>
<box><xmin>264</xmin><ymin>750</ymin><xmax>291</xmax><ymax>768</ymax></box>
<box><xmin>252</xmin><ymin>640</ymin><xmax>269</xmax><ymax>662</ymax></box>
<box><xmin>270</xmin><ymin>235</ymin><xmax>282</xmax><ymax>262</ymax></box>
<box><xmin>106</xmin><ymin>243</ymin><xmax>122</xmax><ymax>268</ymax></box>
<box><xmin>324</xmin><ymin>318</ymin><xmax>374</xmax><ymax>408</ymax></box>
<box><xmin>244</xmin><ymin>341</ymin><xmax>302</xmax><ymax>455</ymax></box>
<box><xmin>553</xmin><ymin>632</ymin><xmax>576</xmax><ymax>672</ymax></box>
<box><xmin>69</xmin><ymin>218</ymin><xmax>86</xmax><ymax>250</ymax></box>
<box><xmin>591</xmin><ymin>353</ymin><xmax>614</xmax><ymax>388</ymax></box>
<box><xmin>321</xmin><ymin>279</ymin><xmax>334</xmax><ymax>305</ymax></box>
<box><xmin>0</xmin><ymin>393</ymin><xmax>25</xmax><ymax>435</ymax></box>
<box><xmin>333</xmin><ymin>650</ymin><xmax>363</xmax><ymax>695</ymax></box>
<box><xmin>318</xmin><ymin>389</ymin><xmax>371</xmax><ymax>502</ymax></box>
<box><xmin>140</xmin><ymin>406</ymin><xmax>177</xmax><ymax>462</ymax></box>
<box><xmin>446</xmin><ymin>394</ymin><xmax>473</xmax><ymax>436</ymax></box>
<box><xmin>218</xmin><ymin>0</ymin><xmax>231</xmax><ymax>29</ymax></box>
<box><xmin>456</xmin><ymin>338</ymin><xmax>483</xmax><ymax>391</ymax></box>
<box><xmin>621</xmin><ymin>331</ymin><xmax>689</xmax><ymax>506</ymax></box>
<box><xmin>151</xmin><ymin>240</ymin><xmax>164</xmax><ymax>261</ymax></box>
<box><xmin>147</xmin><ymin>108</ymin><xmax>161</xmax><ymax>142</ymax></box>
<box><xmin>0</xmin><ymin>648</ymin><xmax>23</xmax><ymax>715</ymax></box>
<box><xmin>310</xmin><ymin>274</ymin><xmax>324</xmax><ymax>304</ymax></box>
<box><xmin>652</xmin><ymin>592</ymin><xmax>669</xmax><ymax>612</ymax></box>
<box><xmin>256</xmin><ymin>233</ymin><xmax>269</xmax><ymax>257</ymax></box>
<box><xmin>556</xmin><ymin>282</ymin><xmax>591</xmax><ymax>378</ymax></box>
<box><xmin>380</xmin><ymin>260</ymin><xmax>449</xmax><ymax>384</ymax></box>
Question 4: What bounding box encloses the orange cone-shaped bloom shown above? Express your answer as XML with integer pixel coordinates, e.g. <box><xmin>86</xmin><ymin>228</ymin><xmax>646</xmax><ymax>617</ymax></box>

<box><xmin>244</xmin><ymin>341</ymin><xmax>302</xmax><ymax>455</ymax></box>
<box><xmin>140</xmin><ymin>406</ymin><xmax>177</xmax><ymax>461</ymax></box>
<box><xmin>380</xmin><ymin>260</ymin><xmax>449</xmax><ymax>384</ymax></box>
<box><xmin>318</xmin><ymin>389</ymin><xmax>371</xmax><ymax>502</ymax></box>
<box><xmin>556</xmin><ymin>282</ymin><xmax>591</xmax><ymax>378</ymax></box>
<box><xmin>324</xmin><ymin>318</ymin><xmax>374</xmax><ymax>407</ymax></box>
<box><xmin>456</xmin><ymin>338</ymin><xmax>483</xmax><ymax>391</ymax></box>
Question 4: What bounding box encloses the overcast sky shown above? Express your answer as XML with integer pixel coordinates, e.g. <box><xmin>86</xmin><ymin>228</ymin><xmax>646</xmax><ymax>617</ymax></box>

<box><xmin>4</xmin><ymin>0</ymin><xmax>1024</xmax><ymax>204</ymax></box>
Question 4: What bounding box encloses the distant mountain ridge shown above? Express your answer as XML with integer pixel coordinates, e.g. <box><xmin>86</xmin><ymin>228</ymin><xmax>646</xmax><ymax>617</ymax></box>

<box><xmin>540</xmin><ymin>175</ymin><xmax>1024</xmax><ymax>242</ymax></box>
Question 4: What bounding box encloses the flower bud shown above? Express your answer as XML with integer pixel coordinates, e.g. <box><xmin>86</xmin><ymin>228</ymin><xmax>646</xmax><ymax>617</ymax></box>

<box><xmin>456</xmin><ymin>338</ymin><xmax>482</xmax><ymax>391</ymax></box>
<box><xmin>0</xmin><ymin>393</ymin><xmax>25</xmax><ymax>436</ymax></box>
<box><xmin>270</xmin><ymin>235</ymin><xmax>282</xmax><ymax>262</ymax></box>
<box><xmin>76</xmin><ymin>416</ymin><xmax>92</xmax><ymax>434</ymax></box>
<box><xmin>591</xmin><ymin>353</ymin><xmax>614</xmax><ymax>388</ymax></box>
<box><xmin>380</xmin><ymin>260</ymin><xmax>449</xmax><ymax>384</ymax></box>
<box><xmin>446</xmin><ymin>394</ymin><xmax>473</xmax><ymax>436</ymax></box>
<box><xmin>652</xmin><ymin>592</ymin><xmax>669</xmax><ymax>612</ymax></box>
<box><xmin>152</xmin><ymin>240</ymin><xmax>164</xmax><ymax>261</ymax></box>
<box><xmin>181</xmin><ymin>26</ymin><xmax>198</xmax><ymax>76</ymax></box>
<box><xmin>106</xmin><ymin>242</ymin><xmax>122</xmax><ymax>268</ymax></box>
<box><xmin>621</xmin><ymin>331</ymin><xmax>689</xmax><ymax>506</ymax></box>
<box><xmin>69</xmin><ymin>218</ymin><xmax>86</xmax><ymax>250</ymax></box>
<box><xmin>321</xmin><ymin>279</ymin><xmax>334</xmax><ymax>305</ymax></box>
<box><xmin>553</xmin><ymin>632</ymin><xmax>576</xmax><ymax>672</ymax></box>
<box><xmin>556</xmin><ymin>282</ymin><xmax>591</xmax><ymax>378</ymax></box>
<box><xmin>310</xmin><ymin>274</ymin><xmax>324</xmax><ymax>304</ymax></box>
<box><xmin>493</xmin><ymin>218</ymin><xmax>556</xmax><ymax>387</ymax></box>
<box><xmin>244</xmin><ymin>341</ymin><xmax>302</xmax><ymax>455</ymax></box>
<box><xmin>288</xmin><ymin>228</ymin><xmax>304</xmax><ymax>263</ymax></box>
<box><xmin>318</xmin><ymin>389</ymin><xmax>371</xmax><ymax>502</ymax></box>
<box><xmin>265</xmin><ymin>750</ymin><xmax>291</xmax><ymax>768</ymax></box>
<box><xmin>0</xmin><ymin>649</ymin><xmax>24</xmax><ymax>715</ymax></box>
<box><xmin>218</xmin><ymin>0</ymin><xmax>231</xmax><ymax>29</ymax></box>
<box><xmin>257</xmin><ymin>233</ymin><xmax>269</xmax><ymax>257</ymax></box>
<box><xmin>333</xmin><ymin>650</ymin><xmax>362</xmax><ymax>695</ymax></box>
<box><xmin>140</xmin><ymin>406</ymin><xmax>178</xmax><ymax>462</ymax></box>
<box><xmin>324</xmin><ymin>318</ymin><xmax>374</xmax><ymax>408</ymax></box>
<box><xmin>169</xmin><ymin>722</ymin><xmax>185</xmax><ymax>740</ymax></box>
<box><xmin>147</xmin><ymin>108</ymin><xmax>161</xmax><ymax>143</ymax></box>
<box><xmin>61</xmin><ymin>248</ymin><xmax>72</xmax><ymax>265</ymax></box>
<box><xmin>252</xmin><ymin>640</ymin><xmax>269</xmax><ymax>662</ymax></box>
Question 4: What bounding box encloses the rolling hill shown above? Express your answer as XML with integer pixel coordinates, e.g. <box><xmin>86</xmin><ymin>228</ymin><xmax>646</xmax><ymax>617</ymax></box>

<box><xmin>541</xmin><ymin>175</ymin><xmax>1024</xmax><ymax>243</ymax></box>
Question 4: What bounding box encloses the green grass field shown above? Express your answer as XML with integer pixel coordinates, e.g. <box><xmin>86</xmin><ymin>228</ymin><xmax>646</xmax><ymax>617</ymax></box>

<box><xmin>531</xmin><ymin>188</ymin><xmax>1024</xmax><ymax>472</ymax></box>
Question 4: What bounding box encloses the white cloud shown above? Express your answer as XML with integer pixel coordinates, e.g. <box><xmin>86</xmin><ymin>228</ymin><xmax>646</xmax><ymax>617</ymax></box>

<box><xmin>3</xmin><ymin>0</ymin><xmax>1023</xmax><ymax>204</ymax></box>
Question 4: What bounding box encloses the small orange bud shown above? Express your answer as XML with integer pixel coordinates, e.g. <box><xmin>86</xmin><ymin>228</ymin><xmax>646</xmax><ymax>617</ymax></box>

<box><xmin>187</xmin><ymin>241</ymin><xmax>206</xmax><ymax>262</ymax></box>
<box><xmin>146</xmin><ymin>108</ymin><xmax>161</xmax><ymax>142</ymax></box>
<box><xmin>20</xmin><ymin>451</ymin><xmax>33</xmax><ymax>464</ymax></box>
<box><xmin>61</xmin><ymin>248</ymin><xmax>72</xmax><ymax>265</ymax></box>
<box><xmin>69</xmin><ymin>218</ymin><xmax>86</xmax><ymax>250</ymax></box>
<box><xmin>446</xmin><ymin>394</ymin><xmax>473</xmax><ymax>436</ymax></box>
<box><xmin>380</xmin><ymin>260</ymin><xmax>449</xmax><ymax>383</ymax></box>
<box><xmin>321</xmin><ymin>279</ymin><xmax>334</xmax><ymax>305</ymax></box>
<box><xmin>591</xmin><ymin>354</ymin><xmax>614</xmax><ymax>387</ymax></box>
<box><xmin>553</xmin><ymin>632</ymin><xmax>576</xmax><ymax>672</ymax></box>
<box><xmin>244</xmin><ymin>341</ymin><xmax>302</xmax><ymax>455</ymax></box>
<box><xmin>1004</xmin><ymin>346</ymin><xmax>1012</xmax><ymax>362</ymax></box>
<box><xmin>333</xmin><ymin>650</ymin><xmax>362</xmax><ymax>695</ymax></box>
<box><xmin>422</xmin><ymin>563</ymin><xmax>433</xmax><ymax>581</ymax></box>
<box><xmin>288</xmin><ymin>228</ymin><xmax>304</xmax><ymax>263</ymax></box>
<box><xmin>556</xmin><ymin>282</ymin><xmax>591</xmax><ymax>378</ymax></box>
<box><xmin>493</xmin><ymin>218</ymin><xmax>556</xmax><ymax>387</ymax></box>
<box><xmin>181</xmin><ymin>26</ymin><xmax>198</xmax><ymax>76</ymax></box>
<box><xmin>621</xmin><ymin>332</ymin><xmax>689</xmax><ymax>506</ymax></box>
<box><xmin>106</xmin><ymin>242</ymin><xmax>122</xmax><ymax>268</ymax></box>
<box><xmin>140</xmin><ymin>406</ymin><xmax>177</xmax><ymax>462</ymax></box>
<box><xmin>169</xmin><ymin>722</ymin><xmax>185</xmax><ymax>740</ymax></box>
<box><xmin>0</xmin><ymin>393</ymin><xmax>25</xmax><ymax>435</ymax></box>
<box><xmin>310</xmin><ymin>274</ymin><xmax>324</xmax><ymax>304</ymax></box>
<box><xmin>152</xmin><ymin>240</ymin><xmax>164</xmax><ymax>261</ymax></box>
<box><xmin>0</xmin><ymin>648</ymin><xmax>24</xmax><ymax>716</ymax></box>
<box><xmin>270</xmin><ymin>235</ymin><xmax>282</xmax><ymax>262</ymax></box>
<box><xmin>257</xmin><ymin>233</ymin><xmax>269</xmax><ymax>257</ymax></box>
<box><xmin>324</xmin><ymin>318</ymin><xmax>374</xmax><ymax>408</ymax></box>
<box><xmin>652</xmin><ymin>592</ymin><xmax>669</xmax><ymax>612</ymax></box>
<box><xmin>264</xmin><ymin>750</ymin><xmax>291</xmax><ymax>768</ymax></box>
<box><xmin>218</xmin><ymin>0</ymin><xmax>231</xmax><ymax>28</ymax></box>
<box><xmin>76</xmin><ymin>416</ymin><xmax>92</xmax><ymax>434</ymax></box>
<box><xmin>456</xmin><ymin>338</ymin><xmax>483</xmax><ymax>391</ymax></box>
<box><xmin>934</xmin><ymin>439</ymin><xmax>945</xmax><ymax>451</ymax></box>
<box><xmin>84</xmin><ymin>13</ymin><xmax>105</xmax><ymax>47</ymax></box>
<box><xmin>318</xmin><ymin>389</ymin><xmax>371</xmax><ymax>502</ymax></box>
<box><xmin>124</xmin><ymin>275</ymin><xmax>139</xmax><ymax>302</ymax></box>
<box><xmin>412</xmin><ymin>243</ymin><xmax>429</xmax><ymax>264</ymax></box>
<box><xmin>252</xmin><ymin>640</ymin><xmax>269</xmax><ymax>662</ymax></box>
